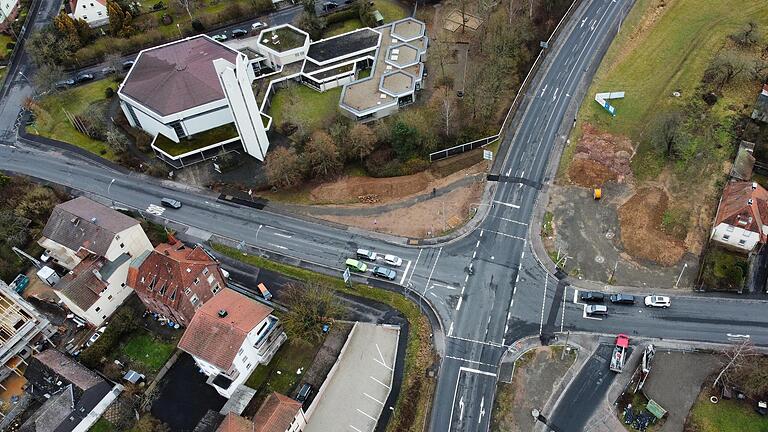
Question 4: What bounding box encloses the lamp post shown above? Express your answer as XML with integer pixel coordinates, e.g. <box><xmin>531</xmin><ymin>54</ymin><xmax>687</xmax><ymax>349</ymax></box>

<box><xmin>107</xmin><ymin>178</ymin><xmax>115</xmax><ymax>207</ymax></box>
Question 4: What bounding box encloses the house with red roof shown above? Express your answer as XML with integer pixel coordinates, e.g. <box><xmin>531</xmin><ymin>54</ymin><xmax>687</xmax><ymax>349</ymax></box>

<box><xmin>217</xmin><ymin>393</ymin><xmax>306</xmax><ymax>432</ymax></box>
<box><xmin>68</xmin><ymin>0</ymin><xmax>108</xmax><ymax>27</ymax></box>
<box><xmin>127</xmin><ymin>241</ymin><xmax>227</xmax><ymax>325</ymax></box>
<box><xmin>710</xmin><ymin>181</ymin><xmax>768</xmax><ymax>253</ymax></box>
<box><xmin>178</xmin><ymin>288</ymin><xmax>286</xmax><ymax>398</ymax></box>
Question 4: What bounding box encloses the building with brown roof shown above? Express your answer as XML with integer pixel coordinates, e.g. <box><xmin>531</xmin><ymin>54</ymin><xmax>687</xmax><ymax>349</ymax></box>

<box><xmin>178</xmin><ymin>289</ymin><xmax>286</xmax><ymax>398</ymax></box>
<box><xmin>23</xmin><ymin>349</ymin><xmax>123</xmax><ymax>432</ymax></box>
<box><xmin>216</xmin><ymin>393</ymin><xmax>306</xmax><ymax>432</ymax></box>
<box><xmin>127</xmin><ymin>241</ymin><xmax>226</xmax><ymax>325</ymax></box>
<box><xmin>38</xmin><ymin>197</ymin><xmax>152</xmax><ymax>326</ymax></box>
<box><xmin>711</xmin><ymin>181</ymin><xmax>768</xmax><ymax>253</ymax></box>
<box><xmin>38</xmin><ymin>196</ymin><xmax>152</xmax><ymax>271</ymax></box>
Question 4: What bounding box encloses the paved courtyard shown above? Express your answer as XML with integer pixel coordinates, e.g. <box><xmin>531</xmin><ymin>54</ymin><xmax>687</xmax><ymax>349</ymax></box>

<box><xmin>304</xmin><ymin>323</ymin><xmax>400</xmax><ymax>432</ymax></box>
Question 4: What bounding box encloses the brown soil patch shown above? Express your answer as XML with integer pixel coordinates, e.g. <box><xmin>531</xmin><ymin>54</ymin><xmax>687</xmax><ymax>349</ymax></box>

<box><xmin>308</xmin><ymin>155</ymin><xmax>488</xmax><ymax>205</ymax></box>
<box><xmin>320</xmin><ymin>181</ymin><xmax>484</xmax><ymax>238</ymax></box>
<box><xmin>568</xmin><ymin>124</ymin><xmax>634</xmax><ymax>188</ymax></box>
<box><xmin>617</xmin><ymin>187</ymin><xmax>686</xmax><ymax>266</ymax></box>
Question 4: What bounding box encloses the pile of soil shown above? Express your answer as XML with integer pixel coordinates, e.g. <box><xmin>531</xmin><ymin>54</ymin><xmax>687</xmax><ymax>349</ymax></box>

<box><xmin>568</xmin><ymin>124</ymin><xmax>634</xmax><ymax>188</ymax></box>
<box><xmin>309</xmin><ymin>172</ymin><xmax>434</xmax><ymax>203</ymax></box>
<box><xmin>617</xmin><ymin>187</ymin><xmax>686</xmax><ymax>266</ymax></box>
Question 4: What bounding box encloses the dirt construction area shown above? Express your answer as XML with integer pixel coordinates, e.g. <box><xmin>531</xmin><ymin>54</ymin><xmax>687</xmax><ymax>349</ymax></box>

<box><xmin>567</xmin><ymin>124</ymin><xmax>634</xmax><ymax>188</ymax></box>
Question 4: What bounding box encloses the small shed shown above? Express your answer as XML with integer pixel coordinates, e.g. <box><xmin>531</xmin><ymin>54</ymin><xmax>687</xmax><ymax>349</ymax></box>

<box><xmin>123</xmin><ymin>370</ymin><xmax>145</xmax><ymax>384</ymax></box>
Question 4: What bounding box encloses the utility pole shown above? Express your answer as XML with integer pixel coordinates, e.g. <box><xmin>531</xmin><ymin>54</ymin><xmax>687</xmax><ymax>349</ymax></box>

<box><xmin>561</xmin><ymin>330</ymin><xmax>570</xmax><ymax>360</ymax></box>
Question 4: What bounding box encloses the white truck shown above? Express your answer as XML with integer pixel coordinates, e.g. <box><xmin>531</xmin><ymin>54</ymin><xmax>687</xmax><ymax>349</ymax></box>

<box><xmin>609</xmin><ymin>334</ymin><xmax>630</xmax><ymax>373</ymax></box>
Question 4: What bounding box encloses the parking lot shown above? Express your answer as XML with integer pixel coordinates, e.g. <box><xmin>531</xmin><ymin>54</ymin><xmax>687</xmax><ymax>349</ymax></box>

<box><xmin>304</xmin><ymin>323</ymin><xmax>400</xmax><ymax>432</ymax></box>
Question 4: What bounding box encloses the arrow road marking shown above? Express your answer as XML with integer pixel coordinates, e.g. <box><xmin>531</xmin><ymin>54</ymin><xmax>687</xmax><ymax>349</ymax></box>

<box><xmin>459</xmin><ymin>397</ymin><xmax>465</xmax><ymax>422</ymax></box>
<box><xmin>478</xmin><ymin>397</ymin><xmax>485</xmax><ymax>424</ymax></box>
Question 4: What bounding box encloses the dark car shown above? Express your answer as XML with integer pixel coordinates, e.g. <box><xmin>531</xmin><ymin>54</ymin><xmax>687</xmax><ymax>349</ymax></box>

<box><xmin>296</xmin><ymin>383</ymin><xmax>313</xmax><ymax>404</ymax></box>
<box><xmin>580</xmin><ymin>291</ymin><xmax>604</xmax><ymax>302</ymax></box>
<box><xmin>122</xmin><ymin>60</ymin><xmax>135</xmax><ymax>71</ymax></box>
<box><xmin>323</xmin><ymin>1</ymin><xmax>338</xmax><ymax>10</ymax></box>
<box><xmin>372</xmin><ymin>266</ymin><xmax>397</xmax><ymax>281</ymax></box>
<box><xmin>54</xmin><ymin>79</ymin><xmax>75</xmax><ymax>90</ymax></box>
<box><xmin>75</xmin><ymin>73</ymin><xmax>94</xmax><ymax>83</ymax></box>
<box><xmin>610</xmin><ymin>293</ymin><xmax>635</xmax><ymax>305</ymax></box>
<box><xmin>160</xmin><ymin>198</ymin><xmax>182</xmax><ymax>209</ymax></box>
<box><xmin>231</xmin><ymin>28</ymin><xmax>248</xmax><ymax>38</ymax></box>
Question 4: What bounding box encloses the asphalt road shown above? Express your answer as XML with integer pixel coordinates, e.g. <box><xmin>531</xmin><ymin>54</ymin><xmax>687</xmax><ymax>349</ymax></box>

<box><xmin>1</xmin><ymin>0</ymin><xmax>768</xmax><ymax>431</ymax></box>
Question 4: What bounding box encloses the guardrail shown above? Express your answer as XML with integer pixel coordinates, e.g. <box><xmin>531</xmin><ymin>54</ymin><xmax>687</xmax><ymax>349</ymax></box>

<box><xmin>427</xmin><ymin>0</ymin><xmax>583</xmax><ymax>163</ymax></box>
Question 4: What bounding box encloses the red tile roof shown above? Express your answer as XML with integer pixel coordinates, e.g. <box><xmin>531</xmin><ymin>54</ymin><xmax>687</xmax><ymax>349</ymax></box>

<box><xmin>715</xmin><ymin>181</ymin><xmax>768</xmax><ymax>242</ymax></box>
<box><xmin>127</xmin><ymin>243</ymin><xmax>225</xmax><ymax>323</ymax></box>
<box><xmin>252</xmin><ymin>392</ymin><xmax>302</xmax><ymax>432</ymax></box>
<box><xmin>178</xmin><ymin>288</ymin><xmax>272</xmax><ymax>370</ymax></box>
<box><xmin>216</xmin><ymin>413</ymin><xmax>255</xmax><ymax>432</ymax></box>
<box><xmin>119</xmin><ymin>36</ymin><xmax>239</xmax><ymax>117</ymax></box>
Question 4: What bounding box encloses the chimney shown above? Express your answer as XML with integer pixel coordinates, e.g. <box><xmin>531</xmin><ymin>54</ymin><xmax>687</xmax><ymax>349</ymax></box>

<box><xmin>218</xmin><ymin>309</ymin><xmax>228</xmax><ymax>318</ymax></box>
<box><xmin>90</xmin><ymin>217</ymin><xmax>97</xmax><ymax>223</ymax></box>
<box><xmin>753</xmin><ymin>182</ymin><xmax>758</xmax><ymax>190</ymax></box>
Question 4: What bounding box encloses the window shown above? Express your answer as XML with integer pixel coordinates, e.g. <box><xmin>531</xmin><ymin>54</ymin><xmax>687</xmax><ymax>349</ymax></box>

<box><xmin>238</xmin><ymin>347</ymin><xmax>244</xmax><ymax>356</ymax></box>
<box><xmin>184</xmin><ymin>287</ymin><xmax>192</xmax><ymax>296</ymax></box>
<box><xmin>82</xmin><ymin>14</ymin><xmax>87</xmax><ymax>18</ymax></box>
<box><xmin>726</xmin><ymin>225</ymin><xmax>735</xmax><ymax>232</ymax></box>
<box><xmin>120</xmin><ymin>243</ymin><xmax>125</xmax><ymax>248</ymax></box>
<box><xmin>193</xmin><ymin>278</ymin><xmax>200</xmax><ymax>286</ymax></box>
<box><xmin>102</xmin><ymin>315</ymin><xmax>107</xmax><ymax>320</ymax></box>
<box><xmin>739</xmin><ymin>239</ymin><xmax>747</xmax><ymax>245</ymax></box>
<box><xmin>121</xmin><ymin>282</ymin><xmax>125</xmax><ymax>287</ymax></box>
<box><xmin>107</xmin><ymin>295</ymin><xmax>113</xmax><ymax>300</ymax></box>
<box><xmin>743</xmin><ymin>231</ymin><xmax>752</xmax><ymax>237</ymax></box>
<box><xmin>97</xmin><ymin>11</ymin><xmax>102</xmax><ymax>15</ymax></box>
<box><xmin>82</xmin><ymin>4</ymin><xmax>86</xmax><ymax>7</ymax></box>
<box><xmin>211</xmin><ymin>284</ymin><xmax>221</xmax><ymax>294</ymax></box>
<box><xmin>256</xmin><ymin>321</ymin><xmax>268</xmax><ymax>335</ymax></box>
<box><xmin>246</xmin><ymin>363</ymin><xmax>252</xmax><ymax>370</ymax></box>
<box><xmin>190</xmin><ymin>295</ymin><xmax>199</xmax><ymax>306</ymax></box>
<box><xmin>207</xmin><ymin>274</ymin><xmax>215</xmax><ymax>285</ymax></box>
<box><xmin>723</xmin><ymin>234</ymin><xmax>730</xmax><ymax>240</ymax></box>
<box><xmin>203</xmin><ymin>268</ymin><xmax>209</xmax><ymax>276</ymax></box>
<box><xmin>169</xmin><ymin>289</ymin><xmax>177</xmax><ymax>301</ymax></box>
<box><xmin>95</xmin><ymin>307</ymin><xmax>101</xmax><ymax>312</ymax></box>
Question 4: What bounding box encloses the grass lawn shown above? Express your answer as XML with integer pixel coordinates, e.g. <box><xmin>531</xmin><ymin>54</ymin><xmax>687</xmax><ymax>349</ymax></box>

<box><xmin>260</xmin><ymin>26</ymin><xmax>308</xmax><ymax>51</ymax></box>
<box><xmin>30</xmin><ymin>79</ymin><xmax>117</xmax><ymax>161</ymax></box>
<box><xmin>268</xmin><ymin>84</ymin><xmax>341</xmax><ymax>133</ymax></box>
<box><xmin>0</xmin><ymin>34</ymin><xmax>14</xmax><ymax>60</ymax></box>
<box><xmin>212</xmin><ymin>244</ymin><xmax>435</xmax><ymax>432</ymax></box>
<box><xmin>245</xmin><ymin>339</ymin><xmax>320</xmax><ymax>395</ymax></box>
<box><xmin>89</xmin><ymin>418</ymin><xmax>115</xmax><ymax>432</ymax></box>
<box><xmin>559</xmin><ymin>0</ymin><xmax>768</xmax><ymax>178</ymax></box>
<box><xmin>373</xmin><ymin>0</ymin><xmax>409</xmax><ymax>23</ymax></box>
<box><xmin>119</xmin><ymin>330</ymin><xmax>176</xmax><ymax>373</ymax></box>
<box><xmin>153</xmin><ymin>122</ymin><xmax>239</xmax><ymax>156</ymax></box>
<box><xmin>687</xmin><ymin>394</ymin><xmax>768</xmax><ymax>432</ymax></box>
<box><xmin>324</xmin><ymin>18</ymin><xmax>364</xmax><ymax>37</ymax></box>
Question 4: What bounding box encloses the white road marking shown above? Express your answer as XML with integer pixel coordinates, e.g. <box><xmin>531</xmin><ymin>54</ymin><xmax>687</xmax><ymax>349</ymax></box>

<box><xmin>448</xmin><ymin>335</ymin><xmax>506</xmax><ymax>348</ymax></box>
<box><xmin>370</xmin><ymin>376</ymin><xmax>390</xmax><ymax>389</ymax></box>
<box><xmin>375</xmin><ymin>343</ymin><xmax>387</xmax><ymax>367</ymax></box>
<box><xmin>363</xmin><ymin>392</ymin><xmax>385</xmax><ymax>406</ymax></box>
<box><xmin>268</xmin><ymin>243</ymin><xmax>287</xmax><ymax>250</ymax></box>
<box><xmin>493</xmin><ymin>200</ymin><xmax>521</xmax><ymax>209</ymax></box>
<box><xmin>472</xmin><ymin>251</ymin><xmax>477</xmax><ymax>259</ymax></box>
<box><xmin>494</xmin><ymin>216</ymin><xmax>528</xmax><ymax>226</ymax></box>
<box><xmin>464</xmin><ymin>274</ymin><xmax>469</xmax><ymax>282</ymax></box>
<box><xmin>373</xmin><ymin>357</ymin><xmax>394</xmax><ymax>371</ymax></box>
<box><xmin>445</xmin><ymin>355</ymin><xmax>498</xmax><ymax>368</ymax></box>
<box><xmin>422</xmin><ymin>247</ymin><xmax>442</xmax><ymax>299</ymax></box>
<box><xmin>552</xmin><ymin>87</ymin><xmax>559</xmax><ymax>101</ymax></box>
<box><xmin>539</xmin><ymin>273</ymin><xmax>548</xmax><ymax>335</ymax></box>
<box><xmin>476</xmin><ymin>240</ymin><xmax>481</xmax><ymax>248</ymax></box>
<box><xmin>456</xmin><ymin>297</ymin><xmax>463</xmax><ymax>311</ymax></box>
<box><xmin>481</xmin><ymin>229</ymin><xmax>525</xmax><ymax>241</ymax></box>
<box><xmin>357</xmin><ymin>408</ymin><xmax>377</xmax><ymax>421</ymax></box>
<box><xmin>399</xmin><ymin>259</ymin><xmax>412</xmax><ymax>285</ymax></box>
<box><xmin>432</xmin><ymin>283</ymin><xmax>457</xmax><ymax>290</ymax></box>
<box><xmin>272</xmin><ymin>232</ymin><xmax>292</xmax><ymax>238</ymax></box>
<box><xmin>540</xmin><ymin>84</ymin><xmax>548</xmax><ymax>97</ymax></box>
<box><xmin>146</xmin><ymin>204</ymin><xmax>165</xmax><ymax>216</ymax></box>
<box><xmin>460</xmin><ymin>366</ymin><xmax>497</xmax><ymax>377</ymax></box>
<box><xmin>478</xmin><ymin>397</ymin><xmax>485</xmax><ymax>425</ymax></box>
<box><xmin>480</xmin><ymin>230</ymin><xmax>483</xmax><ymax>237</ymax></box>
<box><xmin>349</xmin><ymin>425</ymin><xmax>363</xmax><ymax>432</ymax></box>
<box><xmin>406</xmin><ymin>249</ymin><xmax>422</xmax><ymax>287</ymax></box>
<box><xmin>448</xmin><ymin>321</ymin><xmax>454</xmax><ymax>336</ymax></box>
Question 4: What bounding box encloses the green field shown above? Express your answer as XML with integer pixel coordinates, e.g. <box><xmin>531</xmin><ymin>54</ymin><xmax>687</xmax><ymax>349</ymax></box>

<box><xmin>373</xmin><ymin>0</ymin><xmax>409</xmax><ymax>23</ymax></box>
<box><xmin>0</xmin><ymin>34</ymin><xmax>14</xmax><ymax>60</ymax></box>
<box><xmin>267</xmin><ymin>84</ymin><xmax>341</xmax><ymax>133</ymax></box>
<box><xmin>560</xmin><ymin>0</ymin><xmax>768</xmax><ymax>177</ymax></box>
<box><xmin>688</xmin><ymin>395</ymin><xmax>768</xmax><ymax>432</ymax></box>
<box><xmin>245</xmin><ymin>339</ymin><xmax>320</xmax><ymax>394</ymax></box>
<box><xmin>325</xmin><ymin>18</ymin><xmax>364</xmax><ymax>37</ymax></box>
<box><xmin>120</xmin><ymin>331</ymin><xmax>176</xmax><ymax>373</ymax></box>
<box><xmin>30</xmin><ymin>79</ymin><xmax>117</xmax><ymax>161</ymax></box>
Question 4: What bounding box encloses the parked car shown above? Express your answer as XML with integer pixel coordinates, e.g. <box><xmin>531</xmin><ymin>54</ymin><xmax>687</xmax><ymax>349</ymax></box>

<box><xmin>323</xmin><ymin>1</ymin><xmax>338</xmax><ymax>10</ymax></box>
<box><xmin>85</xmin><ymin>326</ymin><xmax>106</xmax><ymax>347</ymax></box>
<box><xmin>101</xmin><ymin>66</ymin><xmax>116</xmax><ymax>75</ymax></box>
<box><xmin>580</xmin><ymin>291</ymin><xmax>604</xmax><ymax>303</ymax></box>
<box><xmin>644</xmin><ymin>295</ymin><xmax>671</xmax><ymax>308</ymax></box>
<box><xmin>296</xmin><ymin>383</ymin><xmax>313</xmax><ymax>404</ymax></box>
<box><xmin>345</xmin><ymin>258</ymin><xmax>367</xmax><ymax>273</ymax></box>
<box><xmin>585</xmin><ymin>304</ymin><xmax>608</xmax><ymax>316</ymax></box>
<box><xmin>356</xmin><ymin>248</ymin><xmax>377</xmax><ymax>261</ymax></box>
<box><xmin>122</xmin><ymin>60</ymin><xmax>135</xmax><ymax>71</ymax></box>
<box><xmin>372</xmin><ymin>266</ymin><xmax>397</xmax><ymax>281</ymax></box>
<box><xmin>251</xmin><ymin>22</ymin><xmax>266</xmax><ymax>31</ymax></box>
<box><xmin>383</xmin><ymin>254</ymin><xmax>403</xmax><ymax>267</ymax></box>
<box><xmin>211</xmin><ymin>34</ymin><xmax>228</xmax><ymax>42</ymax></box>
<box><xmin>54</xmin><ymin>79</ymin><xmax>75</xmax><ymax>90</ymax></box>
<box><xmin>231</xmin><ymin>28</ymin><xmax>248</xmax><ymax>38</ymax></box>
<box><xmin>160</xmin><ymin>198</ymin><xmax>182</xmax><ymax>209</ymax></box>
<box><xmin>610</xmin><ymin>293</ymin><xmax>635</xmax><ymax>305</ymax></box>
<box><xmin>75</xmin><ymin>73</ymin><xmax>94</xmax><ymax>83</ymax></box>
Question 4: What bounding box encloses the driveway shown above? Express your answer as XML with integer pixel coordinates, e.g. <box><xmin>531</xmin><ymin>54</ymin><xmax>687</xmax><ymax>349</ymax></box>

<box><xmin>151</xmin><ymin>353</ymin><xmax>226</xmax><ymax>431</ymax></box>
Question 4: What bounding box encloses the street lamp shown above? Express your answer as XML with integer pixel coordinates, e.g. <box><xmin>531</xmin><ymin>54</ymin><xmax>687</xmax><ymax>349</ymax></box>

<box><xmin>107</xmin><ymin>178</ymin><xmax>115</xmax><ymax>207</ymax></box>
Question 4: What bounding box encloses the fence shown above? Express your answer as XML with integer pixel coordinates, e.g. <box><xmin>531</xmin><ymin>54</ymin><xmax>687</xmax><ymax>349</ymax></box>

<box><xmin>427</xmin><ymin>0</ymin><xmax>583</xmax><ymax>163</ymax></box>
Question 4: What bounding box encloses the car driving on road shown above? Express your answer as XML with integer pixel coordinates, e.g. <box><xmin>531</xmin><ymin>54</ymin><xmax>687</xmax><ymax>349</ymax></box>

<box><xmin>372</xmin><ymin>266</ymin><xmax>397</xmax><ymax>280</ymax></box>
<box><xmin>383</xmin><ymin>254</ymin><xmax>402</xmax><ymax>267</ymax></box>
<box><xmin>160</xmin><ymin>198</ymin><xmax>182</xmax><ymax>209</ymax></box>
<box><xmin>644</xmin><ymin>295</ymin><xmax>671</xmax><ymax>308</ymax></box>
<box><xmin>580</xmin><ymin>291</ymin><xmax>604</xmax><ymax>302</ymax></box>
<box><xmin>75</xmin><ymin>73</ymin><xmax>94</xmax><ymax>83</ymax></box>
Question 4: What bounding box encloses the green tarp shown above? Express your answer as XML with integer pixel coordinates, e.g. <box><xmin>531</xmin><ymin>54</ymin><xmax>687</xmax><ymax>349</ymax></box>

<box><xmin>646</xmin><ymin>399</ymin><xmax>667</xmax><ymax>419</ymax></box>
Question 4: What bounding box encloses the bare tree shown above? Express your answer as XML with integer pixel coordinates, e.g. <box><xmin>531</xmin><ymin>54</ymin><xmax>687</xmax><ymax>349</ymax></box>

<box><xmin>280</xmin><ymin>280</ymin><xmax>344</xmax><ymax>344</ymax></box>
<box><xmin>305</xmin><ymin>131</ymin><xmax>342</xmax><ymax>179</ymax></box>
<box><xmin>176</xmin><ymin>0</ymin><xmax>193</xmax><ymax>19</ymax></box>
<box><xmin>265</xmin><ymin>146</ymin><xmax>303</xmax><ymax>189</ymax></box>
<box><xmin>106</xmin><ymin>128</ymin><xmax>129</xmax><ymax>154</ymax></box>
<box><xmin>730</xmin><ymin>21</ymin><xmax>761</xmax><ymax>47</ymax></box>
<box><xmin>104</xmin><ymin>52</ymin><xmax>125</xmax><ymax>77</ymax></box>
<box><xmin>713</xmin><ymin>339</ymin><xmax>758</xmax><ymax>390</ymax></box>
<box><xmin>441</xmin><ymin>88</ymin><xmax>455</xmax><ymax>137</ymax></box>
<box><xmin>651</xmin><ymin>111</ymin><xmax>685</xmax><ymax>159</ymax></box>
<box><xmin>32</xmin><ymin>63</ymin><xmax>64</xmax><ymax>94</ymax></box>
<box><xmin>704</xmin><ymin>49</ymin><xmax>748</xmax><ymax>91</ymax></box>
<box><xmin>347</xmin><ymin>123</ymin><xmax>376</xmax><ymax>162</ymax></box>
<box><xmin>430</xmin><ymin>38</ymin><xmax>451</xmax><ymax>86</ymax></box>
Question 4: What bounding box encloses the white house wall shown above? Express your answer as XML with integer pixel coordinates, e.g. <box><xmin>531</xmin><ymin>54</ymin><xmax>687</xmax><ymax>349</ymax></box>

<box><xmin>0</xmin><ymin>0</ymin><xmax>18</xmax><ymax>23</ymax></box>
<box><xmin>181</xmin><ymin>107</ymin><xmax>234</xmax><ymax>136</ymax></box>
<box><xmin>84</xmin><ymin>261</ymin><xmax>133</xmax><ymax>325</ymax></box>
<box><xmin>71</xmin><ymin>0</ymin><xmax>107</xmax><ymax>27</ymax></box>
<box><xmin>125</xmin><ymin>103</ymin><xmax>178</xmax><ymax>141</ymax></box>
<box><xmin>711</xmin><ymin>222</ymin><xmax>760</xmax><ymax>252</ymax></box>
<box><xmin>104</xmin><ymin>225</ymin><xmax>152</xmax><ymax>262</ymax></box>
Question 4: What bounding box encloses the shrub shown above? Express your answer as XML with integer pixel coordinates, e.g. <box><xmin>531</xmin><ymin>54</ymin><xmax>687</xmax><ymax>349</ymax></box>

<box><xmin>152</xmin><ymin>1</ymin><xmax>164</xmax><ymax>10</ymax></box>
<box><xmin>5</xmin><ymin>42</ymin><xmax>14</xmax><ymax>50</ymax></box>
<box><xmin>104</xmin><ymin>87</ymin><xmax>114</xmax><ymax>98</ymax></box>
<box><xmin>160</xmin><ymin>13</ymin><xmax>173</xmax><ymax>25</ymax></box>
<box><xmin>79</xmin><ymin>307</ymin><xmax>139</xmax><ymax>368</ymax></box>
<box><xmin>191</xmin><ymin>19</ymin><xmax>204</xmax><ymax>32</ymax></box>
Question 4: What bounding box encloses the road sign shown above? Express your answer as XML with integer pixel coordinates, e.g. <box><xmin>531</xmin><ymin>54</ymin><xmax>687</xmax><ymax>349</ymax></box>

<box><xmin>483</xmin><ymin>150</ymin><xmax>493</xmax><ymax>160</ymax></box>
<box><xmin>342</xmin><ymin>268</ymin><xmax>350</xmax><ymax>283</ymax></box>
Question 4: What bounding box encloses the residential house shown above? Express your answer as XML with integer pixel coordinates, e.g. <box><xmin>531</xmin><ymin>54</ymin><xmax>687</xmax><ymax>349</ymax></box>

<box><xmin>22</xmin><ymin>349</ymin><xmax>122</xmax><ymax>432</ymax></box>
<box><xmin>67</xmin><ymin>0</ymin><xmax>108</xmax><ymax>28</ymax></box>
<box><xmin>178</xmin><ymin>288</ymin><xmax>286</xmax><ymax>398</ymax></box>
<box><xmin>119</xmin><ymin>17</ymin><xmax>428</xmax><ymax>169</ymax></box>
<box><xmin>54</xmin><ymin>253</ymin><xmax>133</xmax><ymax>326</ymax></box>
<box><xmin>0</xmin><ymin>0</ymin><xmax>20</xmax><ymax>32</ymax></box>
<box><xmin>216</xmin><ymin>392</ymin><xmax>306</xmax><ymax>432</ymax></box>
<box><xmin>38</xmin><ymin>197</ymin><xmax>152</xmax><ymax>326</ymax></box>
<box><xmin>127</xmin><ymin>241</ymin><xmax>227</xmax><ymax>326</ymax></box>
<box><xmin>38</xmin><ymin>196</ymin><xmax>152</xmax><ymax>271</ymax></box>
<box><xmin>751</xmin><ymin>84</ymin><xmax>768</xmax><ymax>123</ymax></box>
<box><xmin>0</xmin><ymin>279</ymin><xmax>55</xmax><ymax>396</ymax></box>
<box><xmin>711</xmin><ymin>181</ymin><xmax>768</xmax><ymax>253</ymax></box>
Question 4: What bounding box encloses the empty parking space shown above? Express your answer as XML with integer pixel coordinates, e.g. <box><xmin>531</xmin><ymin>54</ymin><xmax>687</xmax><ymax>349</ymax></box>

<box><xmin>305</xmin><ymin>323</ymin><xmax>399</xmax><ymax>432</ymax></box>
